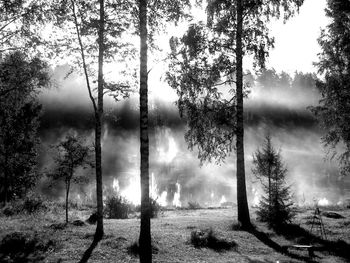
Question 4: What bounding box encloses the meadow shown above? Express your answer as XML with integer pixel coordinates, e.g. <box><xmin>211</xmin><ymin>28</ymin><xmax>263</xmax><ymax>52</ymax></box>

<box><xmin>1</xmin><ymin>202</ymin><xmax>350</xmax><ymax>263</ymax></box>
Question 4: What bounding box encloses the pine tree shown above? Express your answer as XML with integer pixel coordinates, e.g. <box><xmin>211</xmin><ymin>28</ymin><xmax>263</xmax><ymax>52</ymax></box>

<box><xmin>252</xmin><ymin>135</ymin><xmax>295</xmax><ymax>228</ymax></box>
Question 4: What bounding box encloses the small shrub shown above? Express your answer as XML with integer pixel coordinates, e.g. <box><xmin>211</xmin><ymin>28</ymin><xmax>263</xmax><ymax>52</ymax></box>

<box><xmin>87</xmin><ymin>212</ymin><xmax>98</xmax><ymax>224</ymax></box>
<box><xmin>150</xmin><ymin>198</ymin><xmax>161</xmax><ymax>218</ymax></box>
<box><xmin>23</xmin><ymin>193</ymin><xmax>46</xmax><ymax>214</ymax></box>
<box><xmin>0</xmin><ymin>232</ymin><xmax>56</xmax><ymax>262</ymax></box>
<box><xmin>0</xmin><ymin>194</ymin><xmax>46</xmax><ymax>216</ymax></box>
<box><xmin>190</xmin><ymin>228</ymin><xmax>237</xmax><ymax>251</ymax></box>
<box><xmin>188</xmin><ymin>201</ymin><xmax>201</xmax><ymax>210</ymax></box>
<box><xmin>231</xmin><ymin>221</ymin><xmax>243</xmax><ymax>231</ymax></box>
<box><xmin>106</xmin><ymin>195</ymin><xmax>132</xmax><ymax>219</ymax></box>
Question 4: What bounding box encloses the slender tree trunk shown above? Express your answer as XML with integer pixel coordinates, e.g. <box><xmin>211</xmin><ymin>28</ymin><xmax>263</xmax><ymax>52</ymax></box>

<box><xmin>94</xmin><ymin>0</ymin><xmax>105</xmax><ymax>241</ymax></box>
<box><xmin>139</xmin><ymin>0</ymin><xmax>152</xmax><ymax>262</ymax></box>
<box><xmin>235</xmin><ymin>0</ymin><xmax>251</xmax><ymax>229</ymax></box>
<box><xmin>3</xmin><ymin>142</ymin><xmax>9</xmax><ymax>205</ymax></box>
<box><xmin>65</xmin><ymin>180</ymin><xmax>70</xmax><ymax>224</ymax></box>
<box><xmin>3</xmin><ymin>169</ymin><xmax>8</xmax><ymax>205</ymax></box>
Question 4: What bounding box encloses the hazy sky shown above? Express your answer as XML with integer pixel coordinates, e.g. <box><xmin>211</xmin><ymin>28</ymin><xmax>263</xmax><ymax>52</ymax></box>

<box><xmin>267</xmin><ymin>0</ymin><xmax>329</xmax><ymax>73</ymax></box>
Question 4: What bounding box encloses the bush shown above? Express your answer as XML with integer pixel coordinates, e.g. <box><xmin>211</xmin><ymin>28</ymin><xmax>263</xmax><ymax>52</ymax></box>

<box><xmin>187</xmin><ymin>201</ymin><xmax>201</xmax><ymax>210</ymax></box>
<box><xmin>134</xmin><ymin>198</ymin><xmax>161</xmax><ymax>218</ymax></box>
<box><xmin>0</xmin><ymin>232</ymin><xmax>56</xmax><ymax>262</ymax></box>
<box><xmin>190</xmin><ymin>228</ymin><xmax>237</xmax><ymax>251</ymax></box>
<box><xmin>23</xmin><ymin>193</ymin><xmax>46</xmax><ymax>214</ymax></box>
<box><xmin>231</xmin><ymin>221</ymin><xmax>243</xmax><ymax>231</ymax></box>
<box><xmin>105</xmin><ymin>195</ymin><xmax>132</xmax><ymax>219</ymax></box>
<box><xmin>0</xmin><ymin>194</ymin><xmax>47</xmax><ymax>216</ymax></box>
<box><xmin>150</xmin><ymin>198</ymin><xmax>161</xmax><ymax>218</ymax></box>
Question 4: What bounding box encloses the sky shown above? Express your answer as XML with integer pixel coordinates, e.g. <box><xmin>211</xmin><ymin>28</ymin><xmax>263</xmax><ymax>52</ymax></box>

<box><xmin>38</xmin><ymin>0</ymin><xmax>350</xmax><ymax>207</ymax></box>
<box><xmin>267</xmin><ymin>0</ymin><xmax>329</xmax><ymax>74</ymax></box>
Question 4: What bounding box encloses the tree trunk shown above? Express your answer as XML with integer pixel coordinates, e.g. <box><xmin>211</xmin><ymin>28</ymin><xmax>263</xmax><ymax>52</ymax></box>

<box><xmin>235</xmin><ymin>0</ymin><xmax>251</xmax><ymax>229</ymax></box>
<box><xmin>139</xmin><ymin>0</ymin><xmax>152</xmax><ymax>262</ymax></box>
<box><xmin>3</xmin><ymin>145</ymin><xmax>9</xmax><ymax>205</ymax></box>
<box><xmin>65</xmin><ymin>180</ymin><xmax>70</xmax><ymax>224</ymax></box>
<box><xmin>94</xmin><ymin>0</ymin><xmax>105</xmax><ymax>241</ymax></box>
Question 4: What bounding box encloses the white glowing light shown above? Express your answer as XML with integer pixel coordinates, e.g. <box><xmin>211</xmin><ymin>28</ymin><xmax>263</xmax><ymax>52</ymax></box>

<box><xmin>252</xmin><ymin>187</ymin><xmax>260</xmax><ymax>207</ymax></box>
<box><xmin>150</xmin><ymin>173</ymin><xmax>158</xmax><ymax>200</ymax></box>
<box><xmin>121</xmin><ymin>176</ymin><xmax>141</xmax><ymax>205</ymax></box>
<box><xmin>158</xmin><ymin>191</ymin><xmax>168</xmax><ymax>207</ymax></box>
<box><xmin>318</xmin><ymin>198</ymin><xmax>330</xmax><ymax>207</ymax></box>
<box><xmin>220</xmin><ymin>195</ymin><xmax>227</xmax><ymax>205</ymax></box>
<box><xmin>173</xmin><ymin>182</ymin><xmax>181</xmax><ymax>207</ymax></box>
<box><xmin>112</xmin><ymin>178</ymin><xmax>120</xmax><ymax>193</ymax></box>
<box><xmin>113</xmin><ymin>173</ymin><xmax>169</xmax><ymax>207</ymax></box>
<box><xmin>211</xmin><ymin>191</ymin><xmax>214</xmax><ymax>199</ymax></box>
<box><xmin>159</xmin><ymin>131</ymin><xmax>178</xmax><ymax>164</ymax></box>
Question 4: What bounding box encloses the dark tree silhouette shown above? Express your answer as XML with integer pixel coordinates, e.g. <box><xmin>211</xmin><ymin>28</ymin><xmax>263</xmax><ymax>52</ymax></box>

<box><xmin>48</xmin><ymin>134</ymin><xmax>91</xmax><ymax>224</ymax></box>
<box><xmin>311</xmin><ymin>0</ymin><xmax>350</xmax><ymax>175</ymax></box>
<box><xmin>137</xmin><ymin>1</ymin><xmax>191</xmax><ymax>261</ymax></box>
<box><xmin>167</xmin><ymin>0</ymin><xmax>303</xmax><ymax>229</ymax></box>
<box><xmin>0</xmin><ymin>52</ymin><xmax>50</xmax><ymax>205</ymax></box>
<box><xmin>138</xmin><ymin>0</ymin><xmax>152</xmax><ymax>262</ymax></box>
<box><xmin>252</xmin><ymin>135</ymin><xmax>295</xmax><ymax>228</ymax></box>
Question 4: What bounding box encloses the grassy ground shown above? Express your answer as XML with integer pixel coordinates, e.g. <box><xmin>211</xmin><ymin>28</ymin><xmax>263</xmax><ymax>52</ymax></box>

<box><xmin>0</xmin><ymin>205</ymin><xmax>349</xmax><ymax>263</ymax></box>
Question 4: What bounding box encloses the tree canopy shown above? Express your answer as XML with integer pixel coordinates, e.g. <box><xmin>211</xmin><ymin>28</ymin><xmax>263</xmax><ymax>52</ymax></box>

<box><xmin>0</xmin><ymin>51</ymin><xmax>50</xmax><ymax>203</ymax></box>
<box><xmin>311</xmin><ymin>0</ymin><xmax>350</xmax><ymax>175</ymax></box>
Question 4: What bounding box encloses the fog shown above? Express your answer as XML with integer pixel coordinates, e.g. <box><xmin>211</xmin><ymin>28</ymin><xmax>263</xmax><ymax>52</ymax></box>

<box><xmin>37</xmin><ymin>67</ymin><xmax>350</xmax><ymax>207</ymax></box>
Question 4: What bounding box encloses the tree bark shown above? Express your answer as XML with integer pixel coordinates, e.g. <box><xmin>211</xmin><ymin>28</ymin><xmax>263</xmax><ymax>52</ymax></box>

<box><xmin>235</xmin><ymin>0</ymin><xmax>251</xmax><ymax>229</ymax></box>
<box><xmin>94</xmin><ymin>0</ymin><xmax>105</xmax><ymax>241</ymax></box>
<box><xmin>65</xmin><ymin>180</ymin><xmax>70</xmax><ymax>224</ymax></box>
<box><xmin>139</xmin><ymin>0</ymin><xmax>152</xmax><ymax>262</ymax></box>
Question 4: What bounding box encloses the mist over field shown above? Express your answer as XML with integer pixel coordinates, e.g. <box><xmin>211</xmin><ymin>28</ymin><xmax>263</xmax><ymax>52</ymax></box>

<box><xmin>37</xmin><ymin>66</ymin><xmax>350</xmax><ymax>207</ymax></box>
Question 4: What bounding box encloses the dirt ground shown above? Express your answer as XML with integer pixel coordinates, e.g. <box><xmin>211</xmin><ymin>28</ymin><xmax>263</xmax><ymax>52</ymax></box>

<box><xmin>0</xmin><ymin>206</ymin><xmax>349</xmax><ymax>262</ymax></box>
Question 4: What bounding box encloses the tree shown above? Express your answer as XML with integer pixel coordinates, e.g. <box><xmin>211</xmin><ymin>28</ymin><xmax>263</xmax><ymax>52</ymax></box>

<box><xmin>138</xmin><ymin>0</ymin><xmax>151</xmax><ymax>262</ymax></box>
<box><xmin>0</xmin><ymin>51</ymin><xmax>50</xmax><ymax>204</ymax></box>
<box><xmin>252</xmin><ymin>135</ymin><xmax>295</xmax><ymax>228</ymax></box>
<box><xmin>137</xmin><ymin>1</ymin><xmax>192</xmax><ymax>261</ymax></box>
<box><xmin>0</xmin><ymin>0</ymin><xmax>56</xmax><ymax>55</ymax></box>
<box><xmin>311</xmin><ymin>0</ymin><xmax>350</xmax><ymax>175</ymax></box>
<box><xmin>48</xmin><ymin>134</ymin><xmax>91</xmax><ymax>223</ymax></box>
<box><xmin>167</xmin><ymin>0</ymin><xmax>303</xmax><ymax>229</ymax></box>
<box><xmin>49</xmin><ymin>0</ymin><xmax>136</xmax><ymax>243</ymax></box>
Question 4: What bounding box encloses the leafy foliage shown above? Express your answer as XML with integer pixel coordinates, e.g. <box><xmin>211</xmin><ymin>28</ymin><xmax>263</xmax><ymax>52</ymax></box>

<box><xmin>105</xmin><ymin>195</ymin><xmax>132</xmax><ymax>219</ymax></box>
<box><xmin>0</xmin><ymin>232</ymin><xmax>56</xmax><ymax>263</ymax></box>
<box><xmin>167</xmin><ymin>0</ymin><xmax>303</xmax><ymax>164</ymax></box>
<box><xmin>310</xmin><ymin>0</ymin><xmax>350</xmax><ymax>175</ymax></box>
<box><xmin>48</xmin><ymin>134</ymin><xmax>92</xmax><ymax>222</ymax></box>
<box><xmin>48</xmin><ymin>0</ymin><xmax>137</xmax><ymax>101</ymax></box>
<box><xmin>0</xmin><ymin>52</ymin><xmax>50</xmax><ymax>203</ymax></box>
<box><xmin>252</xmin><ymin>135</ymin><xmax>295</xmax><ymax>228</ymax></box>
<box><xmin>0</xmin><ymin>0</ymin><xmax>54</xmax><ymax>54</ymax></box>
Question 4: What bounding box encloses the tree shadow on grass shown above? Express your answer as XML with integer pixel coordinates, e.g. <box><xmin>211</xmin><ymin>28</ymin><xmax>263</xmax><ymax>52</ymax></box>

<box><xmin>247</xmin><ymin>226</ymin><xmax>316</xmax><ymax>263</ymax></box>
<box><xmin>78</xmin><ymin>232</ymin><xmax>103</xmax><ymax>263</ymax></box>
<box><xmin>275</xmin><ymin>224</ymin><xmax>350</xmax><ymax>261</ymax></box>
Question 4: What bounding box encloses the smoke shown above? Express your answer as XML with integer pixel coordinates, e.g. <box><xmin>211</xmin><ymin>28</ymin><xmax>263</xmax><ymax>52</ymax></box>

<box><xmin>36</xmin><ymin>66</ymin><xmax>350</xmax><ymax>207</ymax></box>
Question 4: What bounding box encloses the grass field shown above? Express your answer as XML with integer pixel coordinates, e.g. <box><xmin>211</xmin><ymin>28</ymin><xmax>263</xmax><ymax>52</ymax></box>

<box><xmin>0</xmin><ymin>205</ymin><xmax>350</xmax><ymax>262</ymax></box>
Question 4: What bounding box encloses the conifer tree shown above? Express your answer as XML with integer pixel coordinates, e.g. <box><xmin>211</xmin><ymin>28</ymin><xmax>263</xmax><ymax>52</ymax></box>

<box><xmin>252</xmin><ymin>135</ymin><xmax>295</xmax><ymax>228</ymax></box>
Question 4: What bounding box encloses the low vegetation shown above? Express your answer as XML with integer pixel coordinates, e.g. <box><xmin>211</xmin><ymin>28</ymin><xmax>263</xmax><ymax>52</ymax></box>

<box><xmin>0</xmin><ymin>203</ymin><xmax>349</xmax><ymax>262</ymax></box>
<box><xmin>190</xmin><ymin>228</ymin><xmax>237</xmax><ymax>251</ymax></box>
